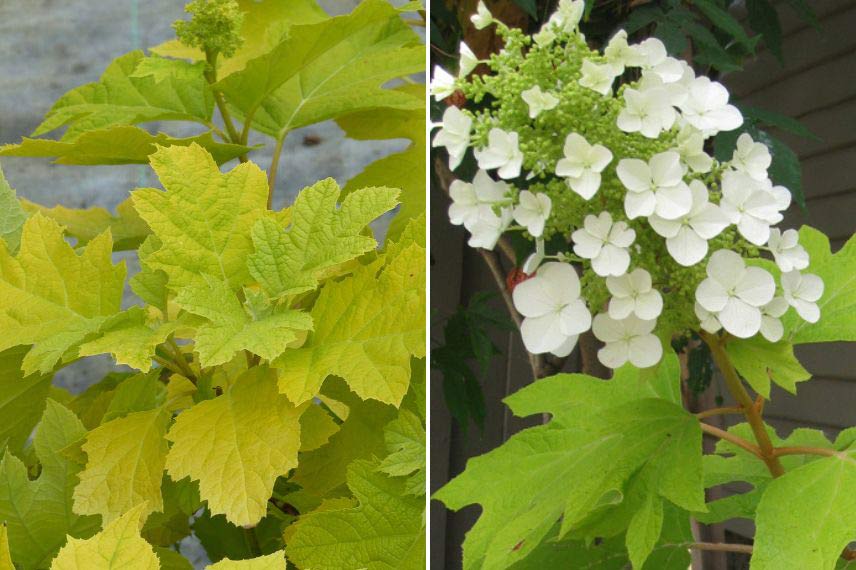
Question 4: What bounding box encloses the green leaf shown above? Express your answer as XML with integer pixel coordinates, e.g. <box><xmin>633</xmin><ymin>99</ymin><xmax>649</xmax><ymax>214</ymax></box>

<box><xmin>247</xmin><ymin>178</ymin><xmax>398</xmax><ymax>298</ymax></box>
<box><xmin>692</xmin><ymin>0</ymin><xmax>753</xmax><ymax>47</ymax></box>
<box><xmin>72</xmin><ymin>408</ymin><xmax>170</xmax><ymax>525</ymax></box>
<box><xmin>737</xmin><ymin>104</ymin><xmax>820</xmax><ymax>141</ymax></box>
<box><xmin>0</xmin><ymin>347</ymin><xmax>51</xmax><ymax>455</ymax></box>
<box><xmin>435</xmin><ymin>369</ymin><xmax>704</xmax><ymax>570</ymax></box>
<box><xmin>77</xmin><ymin>307</ymin><xmax>177</xmax><ymax>372</ymax></box>
<box><xmin>207</xmin><ymin>552</ymin><xmax>286</xmax><ymax>570</ymax></box>
<box><xmin>338</xmin><ymin>85</ymin><xmax>425</xmax><ymax>242</ymax></box>
<box><xmin>286</xmin><ymin>460</ymin><xmax>425</xmax><ymax>570</ymax></box>
<box><xmin>0</xmin><ymin>524</ymin><xmax>12</xmax><ymax>570</ymax></box>
<box><xmin>752</xmin><ymin>455</ymin><xmax>856</xmax><ymax>569</ymax></box>
<box><xmin>217</xmin><ymin>0</ymin><xmax>424</xmax><ymax>138</ymax></box>
<box><xmin>784</xmin><ymin>227</ymin><xmax>856</xmax><ymax>343</ymax></box>
<box><xmin>0</xmin><ymin>166</ymin><xmax>26</xmax><ymax>253</ymax></box>
<box><xmin>0</xmin><ymin>126</ymin><xmax>251</xmax><ymax>167</ymax></box>
<box><xmin>131</xmin><ymin>143</ymin><xmax>269</xmax><ymax>291</ymax></box>
<box><xmin>175</xmin><ymin>276</ymin><xmax>313</xmax><ymax>367</ymax></box>
<box><xmin>273</xmin><ymin>236</ymin><xmax>425</xmax><ymax>406</ymax></box>
<box><xmin>726</xmin><ymin>337</ymin><xmax>810</xmax><ymax>397</ymax></box>
<box><xmin>102</xmin><ymin>370</ymin><xmax>167</xmax><ymax>422</ymax></box>
<box><xmin>33</xmin><ymin>51</ymin><xmax>213</xmax><ymax>141</ymax></box>
<box><xmin>0</xmin><ymin>214</ymin><xmax>125</xmax><ymax>374</ymax></box>
<box><xmin>165</xmin><ymin>367</ymin><xmax>306</xmax><ymax>527</ymax></box>
<box><xmin>654</xmin><ymin>21</ymin><xmax>689</xmax><ymax>55</ymax></box>
<box><xmin>142</xmin><ymin>476</ymin><xmax>201</xmax><ymax>547</ymax></box>
<box><xmin>746</xmin><ymin>0</ymin><xmax>783</xmax><ymax>62</ymax></box>
<box><xmin>626</xmin><ymin>491</ymin><xmax>664</xmax><ymax>569</ymax></box>
<box><xmin>378</xmin><ymin>410</ymin><xmax>426</xmax><ymax>496</ymax></box>
<box><xmin>0</xmin><ymin>401</ymin><xmax>100</xmax><ymax>569</ymax></box>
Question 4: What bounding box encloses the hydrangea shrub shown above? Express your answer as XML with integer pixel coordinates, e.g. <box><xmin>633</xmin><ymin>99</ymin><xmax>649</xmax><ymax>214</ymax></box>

<box><xmin>432</xmin><ymin>1</ymin><xmax>856</xmax><ymax>568</ymax></box>
<box><xmin>0</xmin><ymin>1</ymin><xmax>426</xmax><ymax>569</ymax></box>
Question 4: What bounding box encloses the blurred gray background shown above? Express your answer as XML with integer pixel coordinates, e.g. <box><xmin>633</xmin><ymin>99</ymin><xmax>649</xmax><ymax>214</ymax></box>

<box><xmin>0</xmin><ymin>1</ymin><xmax>414</xmax><ymax>566</ymax></box>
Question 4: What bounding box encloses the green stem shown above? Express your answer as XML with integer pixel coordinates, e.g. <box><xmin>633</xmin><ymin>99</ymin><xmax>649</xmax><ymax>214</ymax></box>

<box><xmin>772</xmin><ymin>446</ymin><xmax>842</xmax><ymax>459</ymax></box>
<box><xmin>700</xmin><ymin>421</ymin><xmax>763</xmax><ymax>460</ymax></box>
<box><xmin>267</xmin><ymin>133</ymin><xmax>287</xmax><ymax>210</ymax></box>
<box><xmin>702</xmin><ymin>332</ymin><xmax>785</xmax><ymax>477</ymax></box>
<box><xmin>166</xmin><ymin>338</ymin><xmax>197</xmax><ymax>381</ymax></box>
<box><xmin>153</xmin><ymin>355</ymin><xmax>184</xmax><ymax>377</ymax></box>
<box><xmin>204</xmin><ymin>49</ymin><xmax>248</xmax><ymax>163</ymax></box>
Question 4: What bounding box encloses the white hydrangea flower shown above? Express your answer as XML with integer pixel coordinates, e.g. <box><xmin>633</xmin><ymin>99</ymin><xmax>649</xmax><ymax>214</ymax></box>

<box><xmin>695</xmin><ymin>302</ymin><xmax>722</xmax><ymax>334</ymax></box>
<box><xmin>447</xmin><ymin>169</ymin><xmax>509</xmax><ymax>228</ymax></box>
<box><xmin>533</xmin><ymin>29</ymin><xmax>557</xmax><ymax>47</ymax></box>
<box><xmin>555</xmin><ymin>133</ymin><xmax>613</xmax><ymax>200</ymax></box>
<box><xmin>459</xmin><ymin>42</ymin><xmax>479</xmax><ymax>77</ymax></box>
<box><xmin>678</xmin><ymin>76</ymin><xmax>743</xmax><ymax>135</ymax></box>
<box><xmin>695</xmin><ymin>250</ymin><xmax>776</xmax><ymax>338</ymax></box>
<box><xmin>760</xmin><ymin>297</ymin><xmax>788</xmax><ymax>342</ymax></box>
<box><xmin>513</xmin><ymin>191</ymin><xmax>552</xmax><ymax>237</ymax></box>
<box><xmin>604</xmin><ymin>30</ymin><xmax>646</xmax><ymax>69</ymax></box>
<box><xmin>474</xmin><ymin>128</ymin><xmax>524</xmax><ymax>179</ymax></box>
<box><xmin>606</xmin><ymin>268</ymin><xmax>663</xmax><ymax>320</ymax></box>
<box><xmin>522</xmin><ymin>238</ymin><xmax>545</xmax><ymax>274</ymax></box>
<box><xmin>547</xmin><ymin>0</ymin><xmax>585</xmax><ymax>32</ymax></box>
<box><xmin>430</xmin><ymin>66</ymin><xmax>456</xmax><ymax>101</ymax></box>
<box><xmin>572</xmin><ymin>212</ymin><xmax>636</xmax><ymax>277</ymax></box>
<box><xmin>616</xmin><ymin>151</ymin><xmax>692</xmax><ymax>220</ymax></box>
<box><xmin>676</xmin><ymin>124</ymin><xmax>713</xmax><ymax>173</ymax></box>
<box><xmin>471</xmin><ymin>1</ymin><xmax>493</xmax><ymax>30</ymax></box>
<box><xmin>637</xmin><ymin>38</ymin><xmax>684</xmax><ymax>83</ymax></box>
<box><xmin>648</xmin><ymin>180</ymin><xmax>730</xmax><ymax>266</ymax></box>
<box><xmin>432</xmin><ymin>106</ymin><xmax>472</xmax><ymax>170</ymax></box>
<box><xmin>467</xmin><ymin>205</ymin><xmax>513</xmax><ymax>250</ymax></box>
<box><xmin>781</xmin><ymin>270</ymin><xmax>824</xmax><ymax>323</ymax></box>
<box><xmin>579</xmin><ymin>59</ymin><xmax>622</xmax><ymax>96</ymax></box>
<box><xmin>521</xmin><ymin>86</ymin><xmax>559</xmax><ymax>118</ymax></box>
<box><xmin>767</xmin><ymin>228</ymin><xmax>809</xmax><ymax>272</ymax></box>
<box><xmin>592</xmin><ymin>313</ymin><xmax>663</xmax><ymax>369</ymax></box>
<box><xmin>730</xmin><ymin>133</ymin><xmax>772</xmax><ymax>181</ymax></box>
<box><xmin>617</xmin><ymin>85</ymin><xmax>677</xmax><ymax>138</ymax></box>
<box><xmin>720</xmin><ymin>171</ymin><xmax>781</xmax><ymax>246</ymax></box>
<box><xmin>512</xmin><ymin>262</ymin><xmax>592</xmax><ymax>356</ymax></box>
<box><xmin>763</xmin><ymin>181</ymin><xmax>792</xmax><ymax>213</ymax></box>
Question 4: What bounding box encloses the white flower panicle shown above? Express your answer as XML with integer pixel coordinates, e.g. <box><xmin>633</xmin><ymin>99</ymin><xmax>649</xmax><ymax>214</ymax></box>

<box><xmin>438</xmin><ymin>2</ymin><xmax>824</xmax><ymax>370</ymax></box>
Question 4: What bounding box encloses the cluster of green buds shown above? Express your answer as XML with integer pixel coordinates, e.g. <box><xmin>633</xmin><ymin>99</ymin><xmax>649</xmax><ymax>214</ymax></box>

<box><xmin>174</xmin><ymin>0</ymin><xmax>244</xmax><ymax>59</ymax></box>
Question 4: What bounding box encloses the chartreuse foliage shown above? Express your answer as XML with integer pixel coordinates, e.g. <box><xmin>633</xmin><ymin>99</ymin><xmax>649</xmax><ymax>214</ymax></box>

<box><xmin>0</xmin><ymin>0</ymin><xmax>425</xmax><ymax>568</ymax></box>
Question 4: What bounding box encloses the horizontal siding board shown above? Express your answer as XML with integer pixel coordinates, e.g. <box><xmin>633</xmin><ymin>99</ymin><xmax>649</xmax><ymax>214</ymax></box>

<box><xmin>798</xmin><ymin>145</ymin><xmax>856</xmax><ymax>200</ymax></box>
<box><xmin>784</xmin><ymin>190</ymin><xmax>856</xmax><ymax>242</ymax></box>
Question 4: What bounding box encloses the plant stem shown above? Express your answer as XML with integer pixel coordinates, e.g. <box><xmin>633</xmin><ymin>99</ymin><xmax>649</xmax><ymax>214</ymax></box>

<box><xmin>772</xmin><ymin>446</ymin><xmax>842</xmax><ymax>458</ymax></box>
<box><xmin>167</xmin><ymin>338</ymin><xmax>197</xmax><ymax>381</ymax></box>
<box><xmin>204</xmin><ymin>49</ymin><xmax>248</xmax><ymax>163</ymax></box>
<box><xmin>695</xmin><ymin>405</ymin><xmax>744</xmax><ymax>420</ymax></box>
<box><xmin>700</xmin><ymin>422</ymin><xmax>763</xmax><ymax>459</ymax></box>
<box><xmin>687</xmin><ymin>542</ymin><xmax>753</xmax><ymax>555</ymax></box>
<box><xmin>267</xmin><ymin>133</ymin><xmax>287</xmax><ymax>209</ymax></box>
<box><xmin>701</xmin><ymin>332</ymin><xmax>785</xmax><ymax>477</ymax></box>
<box><xmin>153</xmin><ymin>355</ymin><xmax>184</xmax><ymax>377</ymax></box>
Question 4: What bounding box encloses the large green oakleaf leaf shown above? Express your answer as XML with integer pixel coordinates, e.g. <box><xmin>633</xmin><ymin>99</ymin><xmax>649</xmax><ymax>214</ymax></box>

<box><xmin>0</xmin><ymin>166</ymin><xmax>27</xmax><ymax>252</ymax></box>
<box><xmin>0</xmin><ymin>347</ymin><xmax>51</xmax><ymax>455</ymax></box>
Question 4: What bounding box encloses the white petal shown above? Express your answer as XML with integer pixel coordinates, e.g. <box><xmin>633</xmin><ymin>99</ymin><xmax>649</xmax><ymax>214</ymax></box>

<box><xmin>572</xmin><ymin>229</ymin><xmax>603</xmax><ymax>259</ymax></box>
<box><xmin>628</xmin><ymin>334</ymin><xmax>663</xmax><ymax>368</ymax></box>
<box><xmin>707</xmin><ymin>249</ymin><xmax>745</xmax><ymax>284</ymax></box>
<box><xmin>654</xmin><ymin>183</ymin><xmax>693</xmax><ymax>220</ymax></box>
<box><xmin>648</xmin><ymin>214</ymin><xmax>682</xmax><ymax>239</ymax></box>
<box><xmin>799</xmin><ymin>273</ymin><xmax>825</xmax><ymax>302</ymax></box>
<box><xmin>616</xmin><ymin>158</ymin><xmax>652</xmax><ymax>192</ymax></box>
<box><xmin>592</xmin><ymin>313</ymin><xmax>625</xmax><ymax>343</ymax></box>
<box><xmin>592</xmin><ymin>244</ymin><xmax>630</xmax><ymax>277</ymax></box>
<box><xmin>559</xmin><ymin>300</ymin><xmax>592</xmax><ymax>336</ymax></box>
<box><xmin>520</xmin><ymin>313</ymin><xmax>568</xmax><ymax>354</ymax></box>
<box><xmin>606</xmin><ymin>273</ymin><xmax>634</xmax><ymax>297</ymax></box>
<box><xmin>735</xmin><ymin>267</ymin><xmax>776</xmax><ymax>307</ymax></box>
<box><xmin>737</xmin><ymin>215</ymin><xmax>771</xmax><ymax>246</ymax></box>
<box><xmin>590</xmin><ymin>145</ymin><xmax>614</xmax><ymax>172</ymax></box>
<box><xmin>551</xmin><ymin>334</ymin><xmax>578</xmax><ymax>357</ymax></box>
<box><xmin>667</xmin><ymin>226</ymin><xmax>708</xmax><ymax>266</ymax></box>
<box><xmin>513</xmin><ymin>278</ymin><xmax>559</xmax><ymax>318</ymax></box>
<box><xmin>598</xmin><ymin>341</ymin><xmax>630</xmax><ymax>369</ymax></box>
<box><xmin>696</xmin><ymin>278</ymin><xmax>729</xmax><ymax>312</ymax></box>
<box><xmin>760</xmin><ymin>316</ymin><xmax>784</xmax><ymax>343</ymax></box>
<box><xmin>608</xmin><ymin>296</ymin><xmax>636</xmax><ymax>320</ymax></box>
<box><xmin>634</xmin><ymin>290</ymin><xmax>663</xmax><ymax>320</ymax></box>
<box><xmin>624</xmin><ymin>190</ymin><xmax>656</xmax><ymax>219</ymax></box>
<box><xmin>719</xmin><ymin>298</ymin><xmax>762</xmax><ymax>339</ymax></box>
<box><xmin>649</xmin><ymin>152</ymin><xmax>684</xmax><ymax>187</ymax></box>
<box><xmin>608</xmin><ymin>223</ymin><xmax>636</xmax><ymax>248</ymax></box>
<box><xmin>569</xmin><ymin>170</ymin><xmax>601</xmax><ymax>200</ymax></box>
<box><xmin>689</xmin><ymin>203</ymin><xmax>729</xmax><ymax>239</ymax></box>
<box><xmin>793</xmin><ymin>299</ymin><xmax>820</xmax><ymax>323</ymax></box>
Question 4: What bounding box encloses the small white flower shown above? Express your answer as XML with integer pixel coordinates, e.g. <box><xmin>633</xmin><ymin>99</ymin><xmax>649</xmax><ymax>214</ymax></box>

<box><xmin>471</xmin><ymin>1</ymin><xmax>493</xmax><ymax>30</ymax></box>
<box><xmin>547</xmin><ymin>0</ymin><xmax>584</xmax><ymax>32</ymax></box>
<box><xmin>617</xmin><ymin>85</ymin><xmax>677</xmax><ymax>138</ymax></box>
<box><xmin>764</xmin><ymin>181</ymin><xmax>792</xmax><ymax>213</ymax></box>
<box><xmin>676</xmin><ymin>125</ymin><xmax>713</xmax><ymax>173</ymax></box>
<box><xmin>759</xmin><ymin>297</ymin><xmax>788</xmax><ymax>342</ymax></box>
<box><xmin>604</xmin><ymin>30</ymin><xmax>646</xmax><ymax>69</ymax></box>
<box><xmin>474</xmin><ymin>128</ymin><xmax>524</xmax><ymax>179</ymax></box>
<box><xmin>533</xmin><ymin>29</ymin><xmax>556</xmax><ymax>47</ymax></box>
<box><xmin>513</xmin><ymin>262</ymin><xmax>592</xmax><ymax>356</ymax></box>
<box><xmin>521</xmin><ymin>86</ymin><xmax>559</xmax><ymax>118</ymax></box>
<box><xmin>730</xmin><ymin>133</ymin><xmax>771</xmax><ymax>181</ymax></box>
<box><xmin>431</xmin><ymin>66</ymin><xmax>456</xmax><ymax>101</ymax></box>
<box><xmin>781</xmin><ymin>270</ymin><xmax>824</xmax><ymax>323</ymax></box>
<box><xmin>522</xmin><ymin>238</ymin><xmax>545</xmax><ymax>274</ymax></box>
<box><xmin>513</xmin><ymin>191</ymin><xmax>552</xmax><ymax>237</ymax></box>
<box><xmin>466</xmin><ymin>204</ymin><xmax>513</xmax><ymax>250</ymax></box>
<box><xmin>637</xmin><ymin>38</ymin><xmax>684</xmax><ymax>83</ymax></box>
<box><xmin>695</xmin><ymin>250</ymin><xmax>776</xmax><ymax>338</ymax></box>
<box><xmin>695</xmin><ymin>302</ymin><xmax>722</xmax><ymax>334</ymax></box>
<box><xmin>579</xmin><ymin>59</ymin><xmax>622</xmax><ymax>96</ymax></box>
<box><xmin>616</xmin><ymin>151</ymin><xmax>692</xmax><ymax>220</ymax></box>
<box><xmin>648</xmin><ymin>180</ymin><xmax>730</xmax><ymax>266</ymax></box>
<box><xmin>448</xmin><ymin>170</ymin><xmax>509</xmax><ymax>230</ymax></box>
<box><xmin>720</xmin><ymin>171</ymin><xmax>781</xmax><ymax>246</ymax></box>
<box><xmin>767</xmin><ymin>228</ymin><xmax>809</xmax><ymax>272</ymax></box>
<box><xmin>592</xmin><ymin>313</ymin><xmax>663</xmax><ymax>369</ymax></box>
<box><xmin>555</xmin><ymin>133</ymin><xmax>613</xmax><ymax>200</ymax></box>
<box><xmin>459</xmin><ymin>42</ymin><xmax>479</xmax><ymax>77</ymax></box>
<box><xmin>679</xmin><ymin>76</ymin><xmax>743</xmax><ymax>135</ymax></box>
<box><xmin>572</xmin><ymin>211</ymin><xmax>636</xmax><ymax>277</ymax></box>
<box><xmin>432</xmin><ymin>106</ymin><xmax>472</xmax><ymax>170</ymax></box>
<box><xmin>606</xmin><ymin>268</ymin><xmax>663</xmax><ymax>320</ymax></box>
